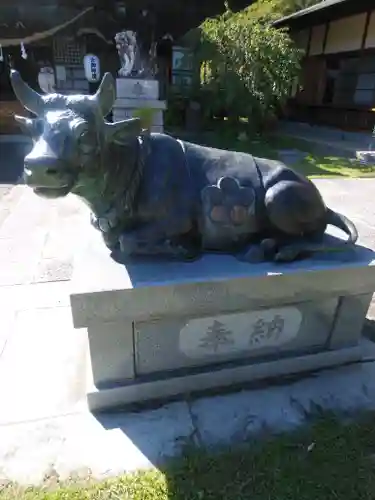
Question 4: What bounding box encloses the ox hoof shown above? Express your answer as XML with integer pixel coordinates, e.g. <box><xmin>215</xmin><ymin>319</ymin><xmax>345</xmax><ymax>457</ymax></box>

<box><xmin>169</xmin><ymin>242</ymin><xmax>200</xmax><ymax>261</ymax></box>
<box><xmin>242</xmin><ymin>245</ymin><xmax>266</xmax><ymax>263</ymax></box>
<box><xmin>274</xmin><ymin>246</ymin><xmax>301</xmax><ymax>263</ymax></box>
<box><xmin>119</xmin><ymin>234</ymin><xmax>137</xmax><ymax>256</ymax></box>
<box><xmin>102</xmin><ymin>233</ymin><xmax>120</xmax><ymax>251</ymax></box>
<box><xmin>260</xmin><ymin>238</ymin><xmax>277</xmax><ymax>260</ymax></box>
<box><xmin>90</xmin><ymin>212</ymin><xmax>100</xmax><ymax>230</ymax></box>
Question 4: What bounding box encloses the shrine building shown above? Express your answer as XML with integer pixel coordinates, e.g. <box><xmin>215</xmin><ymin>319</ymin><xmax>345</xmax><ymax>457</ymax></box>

<box><xmin>275</xmin><ymin>0</ymin><xmax>375</xmax><ymax>131</ymax></box>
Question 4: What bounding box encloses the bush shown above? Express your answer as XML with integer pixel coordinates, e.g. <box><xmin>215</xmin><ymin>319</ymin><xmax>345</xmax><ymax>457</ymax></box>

<box><xmin>164</xmin><ymin>92</ymin><xmax>187</xmax><ymax>129</ymax></box>
<box><xmin>133</xmin><ymin>107</ymin><xmax>156</xmax><ymax>130</ymax></box>
<box><xmin>187</xmin><ymin>5</ymin><xmax>303</xmax><ymax>132</ymax></box>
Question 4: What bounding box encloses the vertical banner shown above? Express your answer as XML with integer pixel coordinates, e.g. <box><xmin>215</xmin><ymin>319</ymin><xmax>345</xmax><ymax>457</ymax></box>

<box><xmin>83</xmin><ymin>54</ymin><xmax>101</xmax><ymax>83</ymax></box>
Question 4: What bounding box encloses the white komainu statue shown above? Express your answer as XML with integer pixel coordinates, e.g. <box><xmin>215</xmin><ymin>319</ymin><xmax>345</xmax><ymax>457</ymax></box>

<box><xmin>115</xmin><ymin>30</ymin><xmax>140</xmax><ymax>77</ymax></box>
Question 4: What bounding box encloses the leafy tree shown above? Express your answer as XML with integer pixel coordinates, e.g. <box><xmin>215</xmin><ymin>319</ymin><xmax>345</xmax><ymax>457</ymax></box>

<box><xmin>244</xmin><ymin>0</ymin><xmax>323</xmax><ymax>21</ymax></box>
<box><xmin>187</xmin><ymin>4</ymin><xmax>303</xmax><ymax>131</ymax></box>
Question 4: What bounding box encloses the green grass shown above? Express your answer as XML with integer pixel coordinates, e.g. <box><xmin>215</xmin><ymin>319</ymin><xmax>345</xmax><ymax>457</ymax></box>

<box><xmin>3</xmin><ymin>414</ymin><xmax>375</xmax><ymax>499</ymax></box>
<box><xmin>174</xmin><ymin>125</ymin><xmax>375</xmax><ymax>179</ymax></box>
<box><xmin>292</xmin><ymin>153</ymin><xmax>375</xmax><ymax>178</ymax></box>
<box><xmin>235</xmin><ymin>136</ymin><xmax>375</xmax><ymax>178</ymax></box>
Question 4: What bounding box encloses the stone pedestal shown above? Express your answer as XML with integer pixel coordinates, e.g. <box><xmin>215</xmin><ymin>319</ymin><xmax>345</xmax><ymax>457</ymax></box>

<box><xmin>70</xmin><ymin>232</ymin><xmax>375</xmax><ymax>412</ymax></box>
<box><xmin>113</xmin><ymin>78</ymin><xmax>166</xmax><ymax>133</ymax></box>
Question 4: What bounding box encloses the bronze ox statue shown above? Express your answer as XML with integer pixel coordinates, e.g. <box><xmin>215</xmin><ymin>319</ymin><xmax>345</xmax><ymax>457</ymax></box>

<box><xmin>11</xmin><ymin>70</ymin><xmax>358</xmax><ymax>263</ymax></box>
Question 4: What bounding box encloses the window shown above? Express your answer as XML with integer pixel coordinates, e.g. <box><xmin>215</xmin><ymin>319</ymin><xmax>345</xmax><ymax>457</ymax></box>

<box><xmin>333</xmin><ymin>57</ymin><xmax>359</xmax><ymax>105</ymax></box>
<box><xmin>53</xmin><ymin>38</ymin><xmax>85</xmax><ymax>65</ymax></box>
<box><xmin>354</xmin><ymin>73</ymin><xmax>375</xmax><ymax>105</ymax></box>
<box><xmin>332</xmin><ymin>55</ymin><xmax>375</xmax><ymax>106</ymax></box>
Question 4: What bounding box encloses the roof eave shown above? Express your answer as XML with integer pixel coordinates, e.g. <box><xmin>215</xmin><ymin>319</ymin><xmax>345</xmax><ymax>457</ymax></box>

<box><xmin>272</xmin><ymin>0</ymin><xmax>375</xmax><ymax>30</ymax></box>
<box><xmin>273</xmin><ymin>0</ymin><xmax>349</xmax><ymax>27</ymax></box>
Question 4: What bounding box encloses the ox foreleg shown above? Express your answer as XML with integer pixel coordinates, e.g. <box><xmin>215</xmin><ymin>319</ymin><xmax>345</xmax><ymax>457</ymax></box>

<box><xmin>118</xmin><ymin>219</ymin><xmax>200</xmax><ymax>261</ymax></box>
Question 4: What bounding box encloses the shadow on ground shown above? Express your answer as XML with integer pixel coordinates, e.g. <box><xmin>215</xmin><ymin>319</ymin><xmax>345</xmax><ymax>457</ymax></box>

<box><xmin>161</xmin><ymin>415</ymin><xmax>375</xmax><ymax>499</ymax></box>
<box><xmin>8</xmin><ymin>415</ymin><xmax>375</xmax><ymax>498</ymax></box>
<box><xmin>0</xmin><ymin>142</ymin><xmax>30</xmax><ymax>184</ymax></box>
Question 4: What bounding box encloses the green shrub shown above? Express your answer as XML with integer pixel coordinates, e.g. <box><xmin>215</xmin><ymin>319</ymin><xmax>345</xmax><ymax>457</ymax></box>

<box><xmin>133</xmin><ymin>107</ymin><xmax>156</xmax><ymax>130</ymax></box>
<box><xmin>186</xmin><ymin>5</ymin><xmax>303</xmax><ymax>131</ymax></box>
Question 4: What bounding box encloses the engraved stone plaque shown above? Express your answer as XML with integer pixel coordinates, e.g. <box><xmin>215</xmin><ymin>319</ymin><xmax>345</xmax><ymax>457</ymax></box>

<box><xmin>116</xmin><ymin>78</ymin><xmax>159</xmax><ymax>99</ymax></box>
<box><xmin>133</xmin><ymin>298</ymin><xmax>339</xmax><ymax>375</ymax></box>
<box><xmin>179</xmin><ymin>307</ymin><xmax>302</xmax><ymax>359</ymax></box>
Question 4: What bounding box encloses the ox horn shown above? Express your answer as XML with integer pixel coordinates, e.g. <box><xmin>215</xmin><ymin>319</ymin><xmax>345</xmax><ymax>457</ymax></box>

<box><xmin>92</xmin><ymin>72</ymin><xmax>116</xmax><ymax>117</ymax></box>
<box><xmin>10</xmin><ymin>70</ymin><xmax>44</xmax><ymax>116</ymax></box>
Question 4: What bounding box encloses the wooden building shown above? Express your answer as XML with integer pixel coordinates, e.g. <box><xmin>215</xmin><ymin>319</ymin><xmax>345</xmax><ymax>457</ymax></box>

<box><xmin>275</xmin><ymin>0</ymin><xmax>375</xmax><ymax>131</ymax></box>
<box><xmin>0</xmin><ymin>0</ymin><xmax>250</xmax><ymax>135</ymax></box>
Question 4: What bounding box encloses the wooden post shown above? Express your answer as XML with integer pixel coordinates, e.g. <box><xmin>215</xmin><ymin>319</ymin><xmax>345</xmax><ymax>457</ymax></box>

<box><xmin>361</xmin><ymin>10</ymin><xmax>372</xmax><ymax>50</ymax></box>
<box><xmin>322</xmin><ymin>22</ymin><xmax>330</xmax><ymax>54</ymax></box>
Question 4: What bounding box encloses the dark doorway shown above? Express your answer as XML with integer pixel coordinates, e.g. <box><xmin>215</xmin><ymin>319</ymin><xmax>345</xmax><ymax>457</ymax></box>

<box><xmin>323</xmin><ymin>59</ymin><xmax>340</xmax><ymax>105</ymax></box>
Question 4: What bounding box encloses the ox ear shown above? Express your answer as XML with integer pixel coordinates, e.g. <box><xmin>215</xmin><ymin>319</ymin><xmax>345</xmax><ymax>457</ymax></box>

<box><xmin>14</xmin><ymin>115</ymin><xmax>42</xmax><ymax>139</ymax></box>
<box><xmin>10</xmin><ymin>70</ymin><xmax>45</xmax><ymax>116</ymax></box>
<box><xmin>105</xmin><ymin>118</ymin><xmax>142</xmax><ymax>144</ymax></box>
<box><xmin>92</xmin><ymin>72</ymin><xmax>116</xmax><ymax>117</ymax></box>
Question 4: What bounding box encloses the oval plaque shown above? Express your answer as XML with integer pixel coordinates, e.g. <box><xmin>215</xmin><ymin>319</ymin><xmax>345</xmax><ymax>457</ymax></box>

<box><xmin>179</xmin><ymin>307</ymin><xmax>302</xmax><ymax>359</ymax></box>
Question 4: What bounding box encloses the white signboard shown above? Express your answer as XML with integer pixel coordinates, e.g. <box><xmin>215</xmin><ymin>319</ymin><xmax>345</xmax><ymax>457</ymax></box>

<box><xmin>179</xmin><ymin>307</ymin><xmax>302</xmax><ymax>358</ymax></box>
<box><xmin>83</xmin><ymin>54</ymin><xmax>101</xmax><ymax>83</ymax></box>
<box><xmin>37</xmin><ymin>67</ymin><xmax>55</xmax><ymax>94</ymax></box>
<box><xmin>116</xmin><ymin>78</ymin><xmax>159</xmax><ymax>99</ymax></box>
<box><xmin>55</xmin><ymin>65</ymin><xmax>66</xmax><ymax>82</ymax></box>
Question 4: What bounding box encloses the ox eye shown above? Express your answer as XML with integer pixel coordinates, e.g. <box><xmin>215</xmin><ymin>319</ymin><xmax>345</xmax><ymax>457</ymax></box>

<box><xmin>78</xmin><ymin>130</ymin><xmax>89</xmax><ymax>141</ymax></box>
<box><xmin>71</xmin><ymin>120</ymin><xmax>95</xmax><ymax>154</ymax></box>
<box><xmin>71</xmin><ymin>120</ymin><xmax>88</xmax><ymax>138</ymax></box>
<box><xmin>78</xmin><ymin>129</ymin><xmax>95</xmax><ymax>153</ymax></box>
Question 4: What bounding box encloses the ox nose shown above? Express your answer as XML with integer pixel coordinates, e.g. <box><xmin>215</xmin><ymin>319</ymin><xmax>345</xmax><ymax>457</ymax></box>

<box><xmin>23</xmin><ymin>156</ymin><xmax>63</xmax><ymax>185</ymax></box>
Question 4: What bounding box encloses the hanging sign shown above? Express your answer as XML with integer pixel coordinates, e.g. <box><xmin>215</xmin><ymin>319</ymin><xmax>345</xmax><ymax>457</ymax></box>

<box><xmin>83</xmin><ymin>54</ymin><xmax>101</xmax><ymax>83</ymax></box>
<box><xmin>55</xmin><ymin>65</ymin><xmax>67</xmax><ymax>82</ymax></box>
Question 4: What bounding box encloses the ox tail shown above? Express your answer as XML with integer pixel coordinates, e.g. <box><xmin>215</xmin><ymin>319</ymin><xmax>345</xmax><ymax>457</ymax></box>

<box><xmin>326</xmin><ymin>208</ymin><xmax>358</xmax><ymax>246</ymax></box>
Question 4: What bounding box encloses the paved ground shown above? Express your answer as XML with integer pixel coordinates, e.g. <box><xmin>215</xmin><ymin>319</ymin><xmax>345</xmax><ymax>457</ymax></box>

<box><xmin>1</xmin><ymin>157</ymin><xmax>375</xmax><ymax>484</ymax></box>
<box><xmin>277</xmin><ymin>120</ymin><xmax>373</xmax><ymax>157</ymax></box>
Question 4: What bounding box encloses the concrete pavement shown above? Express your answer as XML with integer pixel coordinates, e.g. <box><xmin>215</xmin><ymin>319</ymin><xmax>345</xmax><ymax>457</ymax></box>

<box><xmin>277</xmin><ymin>121</ymin><xmax>374</xmax><ymax>157</ymax></box>
<box><xmin>1</xmin><ymin>178</ymin><xmax>375</xmax><ymax>485</ymax></box>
